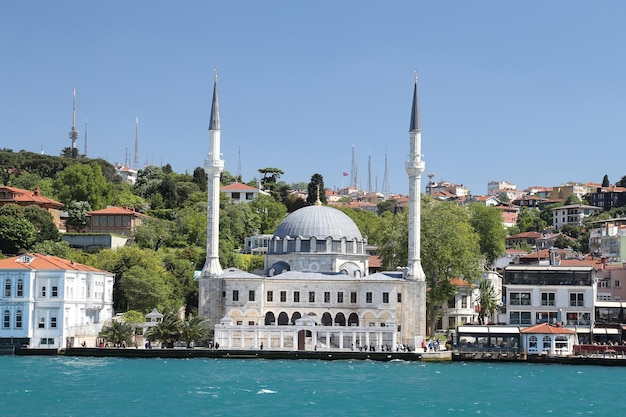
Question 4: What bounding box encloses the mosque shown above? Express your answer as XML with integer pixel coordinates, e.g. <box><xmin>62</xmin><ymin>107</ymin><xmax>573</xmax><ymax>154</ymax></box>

<box><xmin>199</xmin><ymin>74</ymin><xmax>427</xmax><ymax>350</ymax></box>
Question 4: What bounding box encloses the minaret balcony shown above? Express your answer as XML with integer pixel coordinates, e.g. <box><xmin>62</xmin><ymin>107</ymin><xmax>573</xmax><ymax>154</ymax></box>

<box><xmin>405</xmin><ymin>160</ymin><xmax>425</xmax><ymax>176</ymax></box>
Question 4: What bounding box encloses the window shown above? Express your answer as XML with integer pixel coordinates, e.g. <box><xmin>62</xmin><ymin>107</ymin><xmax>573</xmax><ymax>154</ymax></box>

<box><xmin>566</xmin><ymin>312</ymin><xmax>591</xmax><ymax>325</ymax></box>
<box><xmin>461</xmin><ymin>296</ymin><xmax>468</xmax><ymax>309</ymax></box>
<box><xmin>115</xmin><ymin>216</ymin><xmax>122</xmax><ymax>226</ymax></box>
<box><xmin>541</xmin><ymin>292</ymin><xmax>555</xmax><ymax>306</ymax></box>
<box><xmin>293</xmin><ymin>291</ymin><xmax>300</xmax><ymax>302</ymax></box>
<box><xmin>510</xmin><ymin>292</ymin><xmax>531</xmax><ymax>306</ymax></box>
<box><xmin>615</xmin><ymin>280</ymin><xmax>621</xmax><ymax>288</ymax></box>
<box><xmin>267</xmin><ymin>291</ymin><xmax>273</xmax><ymax>302</ymax></box>
<box><xmin>383</xmin><ymin>292</ymin><xmax>389</xmax><ymax>304</ymax></box>
<box><xmin>39</xmin><ymin>316</ymin><xmax>45</xmax><ymax>328</ymax></box>
<box><xmin>447</xmin><ymin>298</ymin><xmax>455</xmax><ymax>308</ymax></box>
<box><xmin>52</xmin><ymin>286</ymin><xmax>58</xmax><ymax>297</ymax></box>
<box><xmin>17</xmin><ymin>279</ymin><xmax>23</xmax><ymax>297</ymax></box>
<box><xmin>280</xmin><ymin>291</ymin><xmax>286</xmax><ymax>302</ymax></box>
<box><xmin>529</xmin><ymin>335</ymin><xmax>538</xmax><ymax>351</ymax></box>
<box><xmin>50</xmin><ymin>317</ymin><xmax>57</xmax><ymax>328</ymax></box>
<box><xmin>324</xmin><ymin>291</ymin><xmax>330</xmax><ymax>303</ymax></box>
<box><xmin>397</xmin><ymin>293</ymin><xmax>402</xmax><ymax>303</ymax></box>
<box><xmin>366</xmin><ymin>292</ymin><xmax>372</xmax><ymax>303</ymax></box>
<box><xmin>570</xmin><ymin>293</ymin><xmax>584</xmax><ymax>307</ymax></box>
<box><xmin>41</xmin><ymin>338</ymin><xmax>55</xmax><ymax>345</ymax></box>
<box><xmin>337</xmin><ymin>292</ymin><xmax>344</xmax><ymax>303</ymax></box>
<box><xmin>542</xmin><ymin>336</ymin><xmax>551</xmax><ymax>351</ymax></box>
<box><xmin>3</xmin><ymin>310</ymin><xmax>9</xmax><ymax>328</ymax></box>
<box><xmin>222</xmin><ymin>291</ymin><xmax>226</xmax><ymax>298</ymax></box>
<box><xmin>309</xmin><ymin>291</ymin><xmax>315</xmax><ymax>303</ymax></box>
<box><xmin>248</xmin><ymin>290</ymin><xmax>255</xmax><ymax>302</ymax></box>
<box><xmin>41</xmin><ymin>286</ymin><xmax>46</xmax><ymax>297</ymax></box>
<box><xmin>4</xmin><ymin>279</ymin><xmax>10</xmax><ymax>297</ymax></box>
<box><xmin>536</xmin><ymin>311</ymin><xmax>557</xmax><ymax>324</ymax></box>
<box><xmin>16</xmin><ymin>310</ymin><xmax>22</xmax><ymax>328</ymax></box>
<box><xmin>232</xmin><ymin>192</ymin><xmax>240</xmax><ymax>200</ymax></box>
<box><xmin>350</xmin><ymin>292</ymin><xmax>357</xmax><ymax>303</ymax></box>
<box><xmin>108</xmin><ymin>216</ymin><xmax>114</xmax><ymax>226</ymax></box>
<box><xmin>509</xmin><ymin>311</ymin><xmax>531</xmax><ymax>325</ymax></box>
<box><xmin>232</xmin><ymin>290</ymin><xmax>239</xmax><ymax>301</ymax></box>
<box><xmin>93</xmin><ymin>216</ymin><xmax>100</xmax><ymax>226</ymax></box>
<box><xmin>555</xmin><ymin>335</ymin><xmax>568</xmax><ymax>350</ymax></box>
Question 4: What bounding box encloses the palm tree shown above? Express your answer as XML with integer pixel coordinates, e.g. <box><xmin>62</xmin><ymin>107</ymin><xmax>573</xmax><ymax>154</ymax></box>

<box><xmin>98</xmin><ymin>320</ymin><xmax>134</xmax><ymax>347</ymax></box>
<box><xmin>477</xmin><ymin>279</ymin><xmax>499</xmax><ymax>325</ymax></box>
<box><xmin>145</xmin><ymin>313</ymin><xmax>181</xmax><ymax>348</ymax></box>
<box><xmin>180</xmin><ymin>315</ymin><xmax>210</xmax><ymax>348</ymax></box>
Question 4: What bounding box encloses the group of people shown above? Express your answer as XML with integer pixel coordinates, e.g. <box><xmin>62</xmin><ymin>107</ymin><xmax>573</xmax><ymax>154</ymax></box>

<box><xmin>422</xmin><ymin>338</ymin><xmax>441</xmax><ymax>352</ymax></box>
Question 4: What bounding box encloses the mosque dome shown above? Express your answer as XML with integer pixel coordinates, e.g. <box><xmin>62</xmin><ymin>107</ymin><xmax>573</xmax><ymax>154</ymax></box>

<box><xmin>273</xmin><ymin>205</ymin><xmax>363</xmax><ymax>240</ymax></box>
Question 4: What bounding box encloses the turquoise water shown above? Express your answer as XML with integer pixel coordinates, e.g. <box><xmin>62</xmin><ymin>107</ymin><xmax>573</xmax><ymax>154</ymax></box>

<box><xmin>0</xmin><ymin>356</ymin><xmax>623</xmax><ymax>416</ymax></box>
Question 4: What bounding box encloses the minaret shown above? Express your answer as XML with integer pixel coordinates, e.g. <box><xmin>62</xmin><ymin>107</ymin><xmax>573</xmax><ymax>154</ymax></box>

<box><xmin>68</xmin><ymin>88</ymin><xmax>79</xmax><ymax>150</ymax></box>
<box><xmin>134</xmin><ymin>117</ymin><xmax>140</xmax><ymax>170</ymax></box>
<box><xmin>405</xmin><ymin>71</ymin><xmax>426</xmax><ymax>281</ymax></box>
<box><xmin>201</xmin><ymin>70</ymin><xmax>224</xmax><ymax>278</ymax></box>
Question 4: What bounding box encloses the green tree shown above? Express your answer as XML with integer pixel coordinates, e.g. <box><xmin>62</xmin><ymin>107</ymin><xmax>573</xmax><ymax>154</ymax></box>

<box><xmin>0</xmin><ymin>216</ymin><xmax>37</xmax><ymax>254</ymax></box>
<box><xmin>159</xmin><ymin>174</ymin><xmax>179</xmax><ymax>209</ymax></box>
<box><xmin>377</xmin><ymin>199</ymin><xmax>398</xmax><ymax>216</ymax></box>
<box><xmin>468</xmin><ymin>203</ymin><xmax>506</xmax><ymax>269</ymax></box>
<box><xmin>145</xmin><ymin>312</ymin><xmax>182</xmax><ymax>348</ymax></box>
<box><xmin>179</xmin><ymin>315</ymin><xmax>210</xmax><ymax>347</ymax></box>
<box><xmin>192</xmin><ymin>167</ymin><xmax>208</xmax><ymax>191</ymax></box>
<box><xmin>516</xmin><ymin>207</ymin><xmax>547</xmax><ymax>232</ymax></box>
<box><xmin>564</xmin><ymin>193</ymin><xmax>582</xmax><ymax>205</ymax></box>
<box><xmin>54</xmin><ymin>162</ymin><xmax>110</xmax><ymax>209</ymax></box>
<box><xmin>477</xmin><ymin>279</ymin><xmax>499</xmax><ymax>325</ymax></box>
<box><xmin>98</xmin><ymin>320</ymin><xmax>134</xmax><ymax>346</ymax></box>
<box><xmin>65</xmin><ymin>201</ymin><xmax>92</xmax><ymax>232</ymax></box>
<box><xmin>602</xmin><ymin>175</ymin><xmax>610</xmax><ymax>187</ymax></box>
<box><xmin>422</xmin><ymin>200</ymin><xmax>482</xmax><ymax>335</ymax></box>
<box><xmin>23</xmin><ymin>205</ymin><xmax>59</xmax><ymax>243</ymax></box>
<box><xmin>134</xmin><ymin>165</ymin><xmax>165</xmax><ymax>198</ymax></box>
<box><xmin>306</xmin><ymin>173</ymin><xmax>327</xmax><ymax>205</ymax></box>
<box><xmin>249</xmin><ymin>194</ymin><xmax>287</xmax><ymax>234</ymax></box>
<box><xmin>31</xmin><ymin>240</ymin><xmax>71</xmax><ymax>258</ymax></box>
<box><xmin>120</xmin><ymin>265</ymin><xmax>173</xmax><ymax>312</ymax></box>
<box><xmin>374</xmin><ymin>210</ymin><xmax>408</xmax><ymax>270</ymax></box>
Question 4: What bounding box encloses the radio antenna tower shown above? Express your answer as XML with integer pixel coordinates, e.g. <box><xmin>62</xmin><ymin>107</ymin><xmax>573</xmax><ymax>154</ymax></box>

<box><xmin>83</xmin><ymin>118</ymin><xmax>88</xmax><ymax>157</ymax></box>
<box><xmin>237</xmin><ymin>145</ymin><xmax>242</xmax><ymax>182</ymax></box>
<box><xmin>382</xmin><ymin>150</ymin><xmax>390</xmax><ymax>196</ymax></box>
<box><xmin>68</xmin><ymin>88</ymin><xmax>79</xmax><ymax>151</ymax></box>
<box><xmin>134</xmin><ymin>117</ymin><xmax>140</xmax><ymax>170</ymax></box>
<box><xmin>350</xmin><ymin>145</ymin><xmax>358</xmax><ymax>189</ymax></box>
<box><xmin>367</xmin><ymin>151</ymin><xmax>372</xmax><ymax>193</ymax></box>
<box><xmin>125</xmin><ymin>146</ymin><xmax>130</xmax><ymax>167</ymax></box>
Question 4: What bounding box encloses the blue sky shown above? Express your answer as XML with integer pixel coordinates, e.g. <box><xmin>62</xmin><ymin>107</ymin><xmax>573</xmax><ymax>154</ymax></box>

<box><xmin>2</xmin><ymin>1</ymin><xmax>626</xmax><ymax>195</ymax></box>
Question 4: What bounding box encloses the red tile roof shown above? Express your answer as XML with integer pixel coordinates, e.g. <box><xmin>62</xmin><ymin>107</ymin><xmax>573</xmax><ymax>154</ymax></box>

<box><xmin>221</xmin><ymin>182</ymin><xmax>258</xmax><ymax>191</ymax></box>
<box><xmin>88</xmin><ymin>206</ymin><xmax>147</xmax><ymax>217</ymax></box>
<box><xmin>520</xmin><ymin>323</ymin><xmax>575</xmax><ymax>334</ymax></box>
<box><xmin>0</xmin><ymin>253</ymin><xmax>107</xmax><ymax>272</ymax></box>
<box><xmin>0</xmin><ymin>186</ymin><xmax>63</xmax><ymax>208</ymax></box>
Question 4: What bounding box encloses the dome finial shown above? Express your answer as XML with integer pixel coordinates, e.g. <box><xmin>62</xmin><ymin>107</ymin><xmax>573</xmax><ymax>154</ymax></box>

<box><xmin>315</xmin><ymin>185</ymin><xmax>322</xmax><ymax>206</ymax></box>
<box><xmin>414</xmin><ymin>68</ymin><xmax>418</xmax><ymax>84</ymax></box>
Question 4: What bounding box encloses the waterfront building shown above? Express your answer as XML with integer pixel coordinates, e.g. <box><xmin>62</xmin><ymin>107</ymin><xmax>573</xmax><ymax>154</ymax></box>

<box><xmin>198</xmin><ymin>74</ymin><xmax>427</xmax><ymax>350</ymax></box>
<box><xmin>500</xmin><ymin>265</ymin><xmax>596</xmax><ymax>335</ymax></box>
<box><xmin>520</xmin><ymin>323</ymin><xmax>577</xmax><ymax>355</ymax></box>
<box><xmin>0</xmin><ymin>253</ymin><xmax>114</xmax><ymax>349</ymax></box>
<box><xmin>552</xmin><ymin>204</ymin><xmax>602</xmax><ymax>230</ymax></box>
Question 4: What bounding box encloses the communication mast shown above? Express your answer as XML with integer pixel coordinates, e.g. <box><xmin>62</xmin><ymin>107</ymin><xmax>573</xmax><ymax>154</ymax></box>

<box><xmin>134</xmin><ymin>117</ymin><xmax>140</xmax><ymax>170</ymax></box>
<box><xmin>381</xmin><ymin>150</ymin><xmax>390</xmax><ymax>196</ymax></box>
<box><xmin>68</xmin><ymin>88</ymin><xmax>79</xmax><ymax>150</ymax></box>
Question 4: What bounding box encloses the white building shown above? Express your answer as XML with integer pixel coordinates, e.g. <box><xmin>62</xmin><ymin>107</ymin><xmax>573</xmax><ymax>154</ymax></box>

<box><xmin>0</xmin><ymin>253</ymin><xmax>115</xmax><ymax>349</ymax></box>
<box><xmin>500</xmin><ymin>265</ymin><xmax>596</xmax><ymax>332</ymax></box>
<box><xmin>488</xmin><ymin>180</ymin><xmax>517</xmax><ymax>195</ymax></box>
<box><xmin>198</xmin><ymin>74</ymin><xmax>427</xmax><ymax>351</ymax></box>
<box><xmin>221</xmin><ymin>182</ymin><xmax>268</xmax><ymax>203</ymax></box>
<box><xmin>552</xmin><ymin>204</ymin><xmax>602</xmax><ymax>230</ymax></box>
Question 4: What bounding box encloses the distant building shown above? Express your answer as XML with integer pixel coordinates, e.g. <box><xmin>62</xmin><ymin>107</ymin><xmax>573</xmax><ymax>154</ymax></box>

<box><xmin>552</xmin><ymin>204</ymin><xmax>602</xmax><ymax>230</ymax></box>
<box><xmin>587</xmin><ymin>218</ymin><xmax>626</xmax><ymax>263</ymax></box>
<box><xmin>0</xmin><ymin>253</ymin><xmax>114</xmax><ymax>349</ymax></box>
<box><xmin>242</xmin><ymin>234</ymin><xmax>273</xmax><ymax>255</ymax></box>
<box><xmin>114</xmin><ymin>163</ymin><xmax>138</xmax><ymax>184</ymax></box>
<box><xmin>221</xmin><ymin>182</ymin><xmax>268</xmax><ymax>203</ymax></box>
<box><xmin>506</xmin><ymin>232</ymin><xmax>542</xmax><ymax>249</ymax></box>
<box><xmin>550</xmin><ymin>183</ymin><xmax>594</xmax><ymax>202</ymax></box>
<box><xmin>488</xmin><ymin>180</ymin><xmax>517</xmax><ymax>196</ymax></box>
<box><xmin>426</xmin><ymin>180</ymin><xmax>469</xmax><ymax>197</ymax></box>
<box><xmin>0</xmin><ymin>185</ymin><xmax>64</xmax><ymax>229</ymax></box>
<box><xmin>587</xmin><ymin>186</ymin><xmax>626</xmax><ymax>212</ymax></box>
<box><xmin>87</xmin><ymin>206</ymin><xmax>147</xmax><ymax>236</ymax></box>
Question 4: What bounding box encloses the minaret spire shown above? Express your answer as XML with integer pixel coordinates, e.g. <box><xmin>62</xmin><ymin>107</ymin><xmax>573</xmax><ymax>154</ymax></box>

<box><xmin>405</xmin><ymin>70</ymin><xmax>426</xmax><ymax>281</ymax></box>
<box><xmin>68</xmin><ymin>88</ymin><xmax>79</xmax><ymax>151</ymax></box>
<box><xmin>202</xmin><ymin>68</ymin><xmax>224</xmax><ymax>278</ymax></box>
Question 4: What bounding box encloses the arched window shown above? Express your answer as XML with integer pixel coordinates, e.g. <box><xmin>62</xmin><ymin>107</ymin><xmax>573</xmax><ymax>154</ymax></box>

<box><xmin>17</xmin><ymin>279</ymin><xmax>23</xmax><ymax>297</ymax></box>
<box><xmin>4</xmin><ymin>279</ymin><xmax>10</xmax><ymax>297</ymax></box>
<box><xmin>542</xmin><ymin>336</ymin><xmax>552</xmax><ymax>351</ymax></box>
<box><xmin>321</xmin><ymin>312</ymin><xmax>333</xmax><ymax>326</ymax></box>
<box><xmin>348</xmin><ymin>313</ymin><xmax>359</xmax><ymax>326</ymax></box>
<box><xmin>3</xmin><ymin>310</ymin><xmax>9</xmax><ymax>328</ymax></box>
<box><xmin>264</xmin><ymin>312</ymin><xmax>275</xmax><ymax>325</ymax></box>
<box><xmin>528</xmin><ymin>335</ymin><xmax>538</xmax><ymax>351</ymax></box>
<box><xmin>16</xmin><ymin>310</ymin><xmax>22</xmax><ymax>329</ymax></box>
<box><xmin>290</xmin><ymin>312</ymin><xmax>301</xmax><ymax>325</ymax></box>
<box><xmin>334</xmin><ymin>312</ymin><xmax>346</xmax><ymax>326</ymax></box>
<box><xmin>277</xmin><ymin>312</ymin><xmax>289</xmax><ymax>326</ymax></box>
